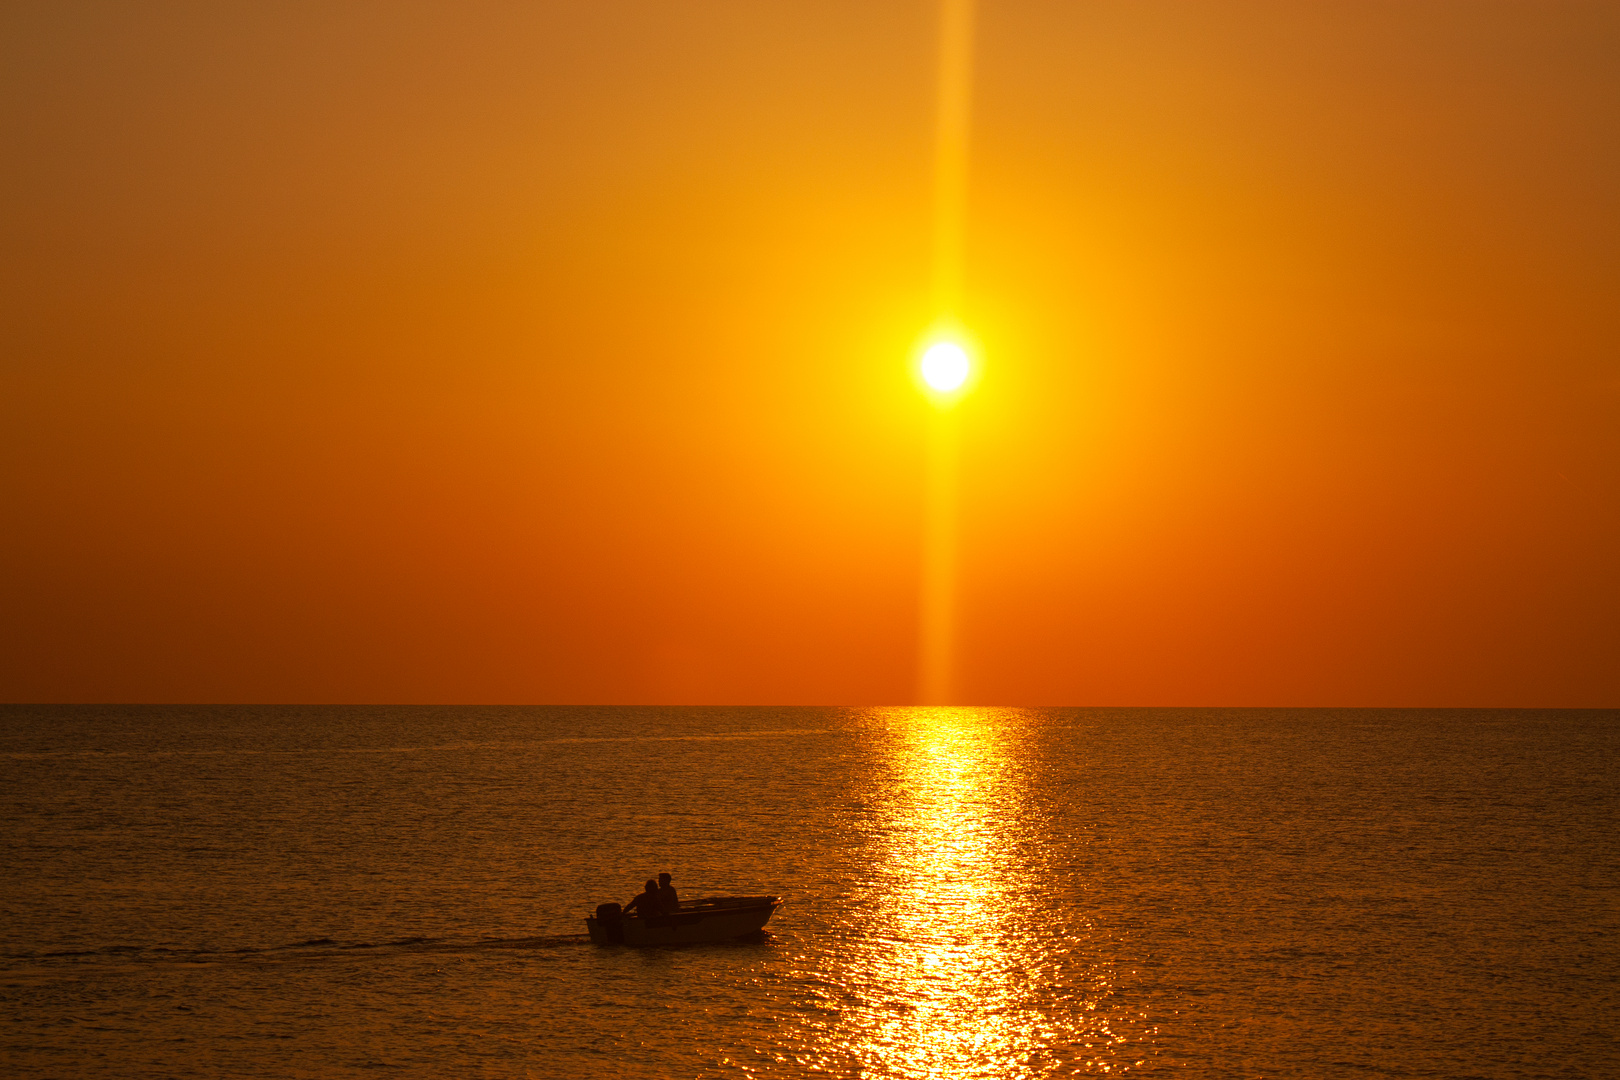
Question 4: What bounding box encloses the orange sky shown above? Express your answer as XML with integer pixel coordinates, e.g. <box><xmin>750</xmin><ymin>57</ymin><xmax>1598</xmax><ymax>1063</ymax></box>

<box><xmin>3</xmin><ymin>1</ymin><xmax>1616</xmax><ymax>705</ymax></box>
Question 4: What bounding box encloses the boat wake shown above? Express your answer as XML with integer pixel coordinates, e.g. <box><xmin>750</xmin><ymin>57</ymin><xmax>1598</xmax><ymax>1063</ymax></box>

<box><xmin>3</xmin><ymin>933</ymin><xmax>595</xmax><ymax>966</ymax></box>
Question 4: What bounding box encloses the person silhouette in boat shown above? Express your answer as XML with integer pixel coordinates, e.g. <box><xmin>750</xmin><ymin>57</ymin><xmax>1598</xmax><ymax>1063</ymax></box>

<box><xmin>622</xmin><ymin>878</ymin><xmax>666</xmax><ymax>919</ymax></box>
<box><xmin>657</xmin><ymin>872</ymin><xmax>679</xmax><ymax>912</ymax></box>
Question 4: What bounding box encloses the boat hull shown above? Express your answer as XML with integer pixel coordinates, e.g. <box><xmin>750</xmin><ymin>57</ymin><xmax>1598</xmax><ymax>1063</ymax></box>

<box><xmin>586</xmin><ymin>895</ymin><xmax>780</xmax><ymax>946</ymax></box>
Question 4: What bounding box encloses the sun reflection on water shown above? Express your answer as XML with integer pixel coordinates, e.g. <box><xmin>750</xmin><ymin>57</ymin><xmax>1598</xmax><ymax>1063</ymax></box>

<box><xmin>788</xmin><ymin>708</ymin><xmax>1137</xmax><ymax>1077</ymax></box>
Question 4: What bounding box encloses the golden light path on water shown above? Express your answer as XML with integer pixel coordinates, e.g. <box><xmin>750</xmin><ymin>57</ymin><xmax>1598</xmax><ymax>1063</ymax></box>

<box><xmin>782</xmin><ymin>709</ymin><xmax>1151</xmax><ymax>1077</ymax></box>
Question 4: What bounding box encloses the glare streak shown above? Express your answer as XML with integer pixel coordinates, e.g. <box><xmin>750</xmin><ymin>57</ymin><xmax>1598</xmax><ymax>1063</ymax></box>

<box><xmin>917</xmin><ymin>0</ymin><xmax>977</xmax><ymax>706</ymax></box>
<box><xmin>932</xmin><ymin>0</ymin><xmax>976</xmax><ymax>317</ymax></box>
<box><xmin>919</xmin><ymin>412</ymin><xmax>959</xmax><ymax>706</ymax></box>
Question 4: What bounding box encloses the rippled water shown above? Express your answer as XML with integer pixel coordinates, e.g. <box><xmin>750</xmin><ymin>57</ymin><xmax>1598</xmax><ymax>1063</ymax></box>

<box><xmin>2</xmin><ymin>706</ymin><xmax>1616</xmax><ymax>1077</ymax></box>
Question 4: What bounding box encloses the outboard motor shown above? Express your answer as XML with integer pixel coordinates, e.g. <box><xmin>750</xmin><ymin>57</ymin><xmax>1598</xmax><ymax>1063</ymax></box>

<box><xmin>594</xmin><ymin>902</ymin><xmax>624</xmax><ymax>943</ymax></box>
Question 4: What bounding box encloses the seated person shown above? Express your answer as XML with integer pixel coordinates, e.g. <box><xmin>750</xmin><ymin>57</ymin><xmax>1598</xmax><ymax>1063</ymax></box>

<box><xmin>623</xmin><ymin>878</ymin><xmax>664</xmax><ymax>918</ymax></box>
<box><xmin>657</xmin><ymin>872</ymin><xmax>679</xmax><ymax>912</ymax></box>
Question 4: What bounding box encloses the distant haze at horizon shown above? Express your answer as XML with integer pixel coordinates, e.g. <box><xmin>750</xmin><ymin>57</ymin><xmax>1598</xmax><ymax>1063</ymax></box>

<box><xmin>3</xmin><ymin>1</ymin><xmax>1617</xmax><ymax>706</ymax></box>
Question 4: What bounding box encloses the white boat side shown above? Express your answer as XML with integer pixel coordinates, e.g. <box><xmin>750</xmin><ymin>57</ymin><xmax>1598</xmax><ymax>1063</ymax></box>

<box><xmin>586</xmin><ymin>895</ymin><xmax>782</xmax><ymax>946</ymax></box>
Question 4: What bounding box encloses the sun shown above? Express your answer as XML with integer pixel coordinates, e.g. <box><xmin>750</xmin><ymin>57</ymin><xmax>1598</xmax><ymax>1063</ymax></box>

<box><xmin>920</xmin><ymin>341</ymin><xmax>971</xmax><ymax>393</ymax></box>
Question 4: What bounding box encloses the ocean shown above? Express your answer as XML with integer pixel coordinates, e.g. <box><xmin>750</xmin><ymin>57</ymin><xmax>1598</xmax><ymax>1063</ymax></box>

<box><xmin>1</xmin><ymin>706</ymin><xmax>1615</xmax><ymax>1077</ymax></box>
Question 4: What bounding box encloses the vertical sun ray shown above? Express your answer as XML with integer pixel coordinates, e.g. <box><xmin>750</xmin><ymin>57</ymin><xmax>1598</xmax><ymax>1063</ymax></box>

<box><xmin>931</xmin><ymin>0</ymin><xmax>976</xmax><ymax>320</ymax></box>
<box><xmin>919</xmin><ymin>409</ymin><xmax>960</xmax><ymax>705</ymax></box>
<box><xmin>918</xmin><ymin>0</ymin><xmax>977</xmax><ymax>706</ymax></box>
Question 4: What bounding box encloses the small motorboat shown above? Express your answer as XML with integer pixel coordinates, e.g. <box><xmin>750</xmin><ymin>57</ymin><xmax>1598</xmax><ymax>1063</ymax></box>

<box><xmin>587</xmin><ymin>894</ymin><xmax>782</xmax><ymax>946</ymax></box>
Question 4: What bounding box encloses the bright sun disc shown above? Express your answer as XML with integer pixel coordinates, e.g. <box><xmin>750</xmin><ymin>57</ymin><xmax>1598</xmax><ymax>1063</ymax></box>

<box><xmin>921</xmin><ymin>342</ymin><xmax>970</xmax><ymax>392</ymax></box>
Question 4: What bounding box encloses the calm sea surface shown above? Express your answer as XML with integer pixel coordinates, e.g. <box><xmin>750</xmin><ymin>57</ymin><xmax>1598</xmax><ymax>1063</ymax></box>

<box><xmin>1</xmin><ymin>706</ymin><xmax>1615</xmax><ymax>1078</ymax></box>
